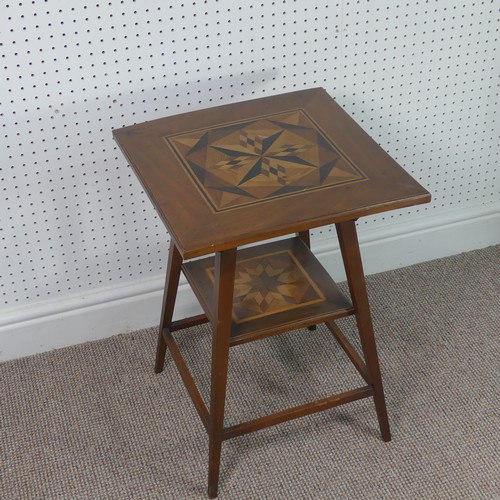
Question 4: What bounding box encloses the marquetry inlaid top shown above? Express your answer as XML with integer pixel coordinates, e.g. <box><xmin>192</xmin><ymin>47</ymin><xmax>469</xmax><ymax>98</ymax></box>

<box><xmin>166</xmin><ymin>109</ymin><xmax>367</xmax><ymax>212</ymax></box>
<box><xmin>113</xmin><ymin>88</ymin><xmax>430</xmax><ymax>258</ymax></box>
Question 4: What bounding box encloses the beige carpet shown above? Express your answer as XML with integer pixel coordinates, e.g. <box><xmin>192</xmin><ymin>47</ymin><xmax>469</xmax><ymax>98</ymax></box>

<box><xmin>1</xmin><ymin>246</ymin><xmax>499</xmax><ymax>499</ymax></box>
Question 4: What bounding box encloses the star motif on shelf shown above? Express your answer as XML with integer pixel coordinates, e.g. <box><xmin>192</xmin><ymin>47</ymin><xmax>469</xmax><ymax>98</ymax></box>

<box><xmin>166</xmin><ymin>110</ymin><xmax>366</xmax><ymax>211</ymax></box>
<box><xmin>229</xmin><ymin>250</ymin><xmax>325</xmax><ymax>323</ymax></box>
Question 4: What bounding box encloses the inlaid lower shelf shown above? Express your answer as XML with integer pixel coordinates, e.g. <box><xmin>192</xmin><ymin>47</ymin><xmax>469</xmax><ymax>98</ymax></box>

<box><xmin>182</xmin><ymin>237</ymin><xmax>355</xmax><ymax>345</ymax></box>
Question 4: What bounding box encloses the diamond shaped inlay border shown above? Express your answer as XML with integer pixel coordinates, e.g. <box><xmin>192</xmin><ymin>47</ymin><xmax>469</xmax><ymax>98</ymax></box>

<box><xmin>165</xmin><ymin>109</ymin><xmax>368</xmax><ymax>212</ymax></box>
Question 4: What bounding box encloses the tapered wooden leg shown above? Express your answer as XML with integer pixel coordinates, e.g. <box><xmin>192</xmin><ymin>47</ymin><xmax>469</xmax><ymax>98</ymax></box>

<box><xmin>336</xmin><ymin>221</ymin><xmax>391</xmax><ymax>442</ymax></box>
<box><xmin>155</xmin><ymin>242</ymin><xmax>183</xmax><ymax>374</ymax></box>
<box><xmin>207</xmin><ymin>248</ymin><xmax>237</xmax><ymax>499</ymax></box>
<box><xmin>296</xmin><ymin>231</ymin><xmax>316</xmax><ymax>331</ymax></box>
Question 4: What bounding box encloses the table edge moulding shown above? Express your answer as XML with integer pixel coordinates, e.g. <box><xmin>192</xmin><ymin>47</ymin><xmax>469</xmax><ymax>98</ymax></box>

<box><xmin>112</xmin><ymin>87</ymin><xmax>431</xmax><ymax>498</ymax></box>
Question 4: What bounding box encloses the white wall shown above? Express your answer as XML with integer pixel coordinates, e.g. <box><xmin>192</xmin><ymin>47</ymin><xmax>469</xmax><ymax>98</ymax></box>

<box><xmin>1</xmin><ymin>1</ymin><xmax>499</xmax><ymax>361</ymax></box>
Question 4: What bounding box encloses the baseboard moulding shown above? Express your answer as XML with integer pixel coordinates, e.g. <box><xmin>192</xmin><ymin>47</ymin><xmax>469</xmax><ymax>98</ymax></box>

<box><xmin>1</xmin><ymin>202</ymin><xmax>498</xmax><ymax>362</ymax></box>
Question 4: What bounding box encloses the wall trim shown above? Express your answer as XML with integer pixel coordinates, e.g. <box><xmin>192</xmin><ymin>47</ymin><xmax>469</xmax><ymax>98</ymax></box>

<box><xmin>1</xmin><ymin>202</ymin><xmax>499</xmax><ymax>362</ymax></box>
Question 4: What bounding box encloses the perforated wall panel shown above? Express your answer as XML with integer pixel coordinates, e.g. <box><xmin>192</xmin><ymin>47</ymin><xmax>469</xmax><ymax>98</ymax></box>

<box><xmin>1</xmin><ymin>1</ymin><xmax>498</xmax><ymax>309</ymax></box>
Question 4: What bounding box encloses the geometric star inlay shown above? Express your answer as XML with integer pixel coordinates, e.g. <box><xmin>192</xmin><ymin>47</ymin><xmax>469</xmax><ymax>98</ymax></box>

<box><xmin>207</xmin><ymin>250</ymin><xmax>325</xmax><ymax>323</ymax></box>
<box><xmin>165</xmin><ymin>109</ymin><xmax>367</xmax><ymax>211</ymax></box>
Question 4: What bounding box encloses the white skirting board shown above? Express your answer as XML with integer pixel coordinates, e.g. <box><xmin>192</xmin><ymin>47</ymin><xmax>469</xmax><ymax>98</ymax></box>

<box><xmin>1</xmin><ymin>202</ymin><xmax>499</xmax><ymax>362</ymax></box>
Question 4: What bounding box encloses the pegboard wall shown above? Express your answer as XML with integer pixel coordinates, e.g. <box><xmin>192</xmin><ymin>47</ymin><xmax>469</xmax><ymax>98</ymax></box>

<box><xmin>1</xmin><ymin>1</ymin><xmax>499</xmax><ymax>312</ymax></box>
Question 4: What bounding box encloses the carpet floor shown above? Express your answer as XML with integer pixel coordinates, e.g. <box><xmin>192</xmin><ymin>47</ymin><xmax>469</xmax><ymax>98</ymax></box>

<box><xmin>1</xmin><ymin>246</ymin><xmax>499</xmax><ymax>499</ymax></box>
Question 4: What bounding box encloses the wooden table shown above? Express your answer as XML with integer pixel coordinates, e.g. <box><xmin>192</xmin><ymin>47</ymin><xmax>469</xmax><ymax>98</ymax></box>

<box><xmin>113</xmin><ymin>88</ymin><xmax>431</xmax><ymax>498</ymax></box>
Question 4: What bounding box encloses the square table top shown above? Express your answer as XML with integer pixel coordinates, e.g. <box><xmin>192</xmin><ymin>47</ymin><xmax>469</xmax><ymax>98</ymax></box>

<box><xmin>113</xmin><ymin>88</ymin><xmax>431</xmax><ymax>259</ymax></box>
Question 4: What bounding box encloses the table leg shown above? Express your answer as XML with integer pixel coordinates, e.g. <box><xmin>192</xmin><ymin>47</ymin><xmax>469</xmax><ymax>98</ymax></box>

<box><xmin>208</xmin><ymin>248</ymin><xmax>237</xmax><ymax>498</ymax></box>
<box><xmin>155</xmin><ymin>242</ymin><xmax>183</xmax><ymax>374</ymax></box>
<box><xmin>336</xmin><ymin>221</ymin><xmax>391</xmax><ymax>442</ymax></box>
<box><xmin>297</xmin><ymin>231</ymin><xmax>316</xmax><ymax>331</ymax></box>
